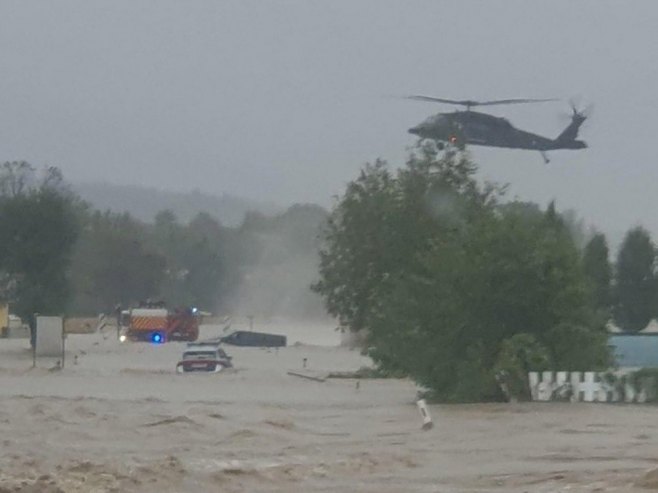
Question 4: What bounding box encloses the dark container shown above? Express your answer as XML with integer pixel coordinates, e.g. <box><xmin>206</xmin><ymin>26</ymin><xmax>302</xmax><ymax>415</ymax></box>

<box><xmin>221</xmin><ymin>330</ymin><xmax>287</xmax><ymax>347</ymax></box>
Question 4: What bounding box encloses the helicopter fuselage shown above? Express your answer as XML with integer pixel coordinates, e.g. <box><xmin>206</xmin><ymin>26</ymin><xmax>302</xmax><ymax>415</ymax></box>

<box><xmin>408</xmin><ymin>111</ymin><xmax>586</xmax><ymax>151</ymax></box>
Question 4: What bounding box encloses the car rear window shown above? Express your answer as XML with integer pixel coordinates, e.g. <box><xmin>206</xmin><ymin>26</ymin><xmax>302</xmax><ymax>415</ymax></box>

<box><xmin>183</xmin><ymin>351</ymin><xmax>216</xmax><ymax>360</ymax></box>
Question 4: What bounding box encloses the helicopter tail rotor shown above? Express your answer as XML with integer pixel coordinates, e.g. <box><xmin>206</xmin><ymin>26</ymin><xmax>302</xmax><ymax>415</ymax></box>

<box><xmin>561</xmin><ymin>100</ymin><xmax>592</xmax><ymax>128</ymax></box>
<box><xmin>572</xmin><ymin>102</ymin><xmax>593</xmax><ymax>120</ymax></box>
<box><xmin>558</xmin><ymin>98</ymin><xmax>592</xmax><ymax>127</ymax></box>
<box><xmin>555</xmin><ymin>100</ymin><xmax>591</xmax><ymax>147</ymax></box>
<box><xmin>562</xmin><ymin>96</ymin><xmax>593</xmax><ymax>119</ymax></box>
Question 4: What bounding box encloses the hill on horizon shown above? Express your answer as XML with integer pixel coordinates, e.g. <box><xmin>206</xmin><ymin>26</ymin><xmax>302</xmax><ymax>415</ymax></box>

<box><xmin>73</xmin><ymin>182</ymin><xmax>282</xmax><ymax>225</ymax></box>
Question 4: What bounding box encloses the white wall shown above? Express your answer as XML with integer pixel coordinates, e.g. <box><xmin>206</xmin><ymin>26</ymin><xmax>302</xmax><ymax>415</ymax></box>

<box><xmin>35</xmin><ymin>316</ymin><xmax>63</xmax><ymax>357</ymax></box>
<box><xmin>528</xmin><ymin>371</ymin><xmax>646</xmax><ymax>403</ymax></box>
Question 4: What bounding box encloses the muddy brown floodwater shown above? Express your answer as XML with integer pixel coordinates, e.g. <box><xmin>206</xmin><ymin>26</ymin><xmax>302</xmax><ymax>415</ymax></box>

<box><xmin>2</xmin><ymin>323</ymin><xmax>658</xmax><ymax>492</ymax></box>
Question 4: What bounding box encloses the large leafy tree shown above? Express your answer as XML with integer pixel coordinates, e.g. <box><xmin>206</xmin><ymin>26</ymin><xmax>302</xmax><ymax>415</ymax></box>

<box><xmin>614</xmin><ymin>227</ymin><xmax>657</xmax><ymax>332</ymax></box>
<box><xmin>0</xmin><ymin>163</ymin><xmax>79</xmax><ymax>321</ymax></box>
<box><xmin>314</xmin><ymin>145</ymin><xmax>608</xmax><ymax>401</ymax></box>
<box><xmin>312</xmin><ymin>160</ymin><xmax>401</xmax><ymax>330</ymax></box>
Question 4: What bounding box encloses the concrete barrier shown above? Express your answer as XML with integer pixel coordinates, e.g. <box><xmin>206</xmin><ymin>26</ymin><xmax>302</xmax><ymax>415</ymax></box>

<box><xmin>416</xmin><ymin>399</ymin><xmax>433</xmax><ymax>430</ymax></box>
<box><xmin>35</xmin><ymin>316</ymin><xmax>64</xmax><ymax>357</ymax></box>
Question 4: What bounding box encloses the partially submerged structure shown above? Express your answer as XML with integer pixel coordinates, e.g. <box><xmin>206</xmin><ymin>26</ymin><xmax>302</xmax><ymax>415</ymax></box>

<box><xmin>220</xmin><ymin>330</ymin><xmax>286</xmax><ymax>348</ymax></box>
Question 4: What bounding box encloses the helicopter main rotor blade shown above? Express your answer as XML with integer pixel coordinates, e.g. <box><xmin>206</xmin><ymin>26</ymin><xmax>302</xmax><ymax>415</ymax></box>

<box><xmin>407</xmin><ymin>95</ymin><xmax>477</xmax><ymax>106</ymax></box>
<box><xmin>475</xmin><ymin>98</ymin><xmax>558</xmax><ymax>106</ymax></box>
<box><xmin>407</xmin><ymin>95</ymin><xmax>557</xmax><ymax>108</ymax></box>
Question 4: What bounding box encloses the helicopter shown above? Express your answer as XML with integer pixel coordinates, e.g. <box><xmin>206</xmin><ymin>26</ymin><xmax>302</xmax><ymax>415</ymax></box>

<box><xmin>406</xmin><ymin>96</ymin><xmax>588</xmax><ymax>164</ymax></box>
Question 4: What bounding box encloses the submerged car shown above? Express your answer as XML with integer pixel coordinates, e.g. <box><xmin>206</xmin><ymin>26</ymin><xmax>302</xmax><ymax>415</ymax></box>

<box><xmin>176</xmin><ymin>341</ymin><xmax>233</xmax><ymax>373</ymax></box>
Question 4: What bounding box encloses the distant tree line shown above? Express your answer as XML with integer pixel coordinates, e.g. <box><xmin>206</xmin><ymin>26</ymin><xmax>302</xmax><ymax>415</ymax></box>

<box><xmin>313</xmin><ymin>143</ymin><xmax>658</xmax><ymax>402</ymax></box>
<box><xmin>0</xmin><ymin>161</ymin><xmax>328</xmax><ymax>321</ymax></box>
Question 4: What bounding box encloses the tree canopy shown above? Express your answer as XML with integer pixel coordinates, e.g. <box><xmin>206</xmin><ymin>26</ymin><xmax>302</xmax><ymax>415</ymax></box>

<box><xmin>314</xmin><ymin>145</ymin><xmax>609</xmax><ymax>401</ymax></box>
<box><xmin>0</xmin><ymin>162</ymin><xmax>328</xmax><ymax>319</ymax></box>
<box><xmin>613</xmin><ymin>227</ymin><xmax>657</xmax><ymax>332</ymax></box>
<box><xmin>583</xmin><ymin>233</ymin><xmax>612</xmax><ymax>316</ymax></box>
<box><xmin>0</xmin><ymin>163</ymin><xmax>79</xmax><ymax>321</ymax></box>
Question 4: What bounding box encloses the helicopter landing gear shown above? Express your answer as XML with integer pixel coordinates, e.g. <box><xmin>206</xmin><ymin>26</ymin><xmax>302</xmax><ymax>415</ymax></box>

<box><xmin>540</xmin><ymin>151</ymin><xmax>550</xmax><ymax>164</ymax></box>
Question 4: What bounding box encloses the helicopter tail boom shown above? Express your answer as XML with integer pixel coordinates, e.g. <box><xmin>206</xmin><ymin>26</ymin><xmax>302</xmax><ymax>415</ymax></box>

<box><xmin>554</xmin><ymin>105</ymin><xmax>588</xmax><ymax>148</ymax></box>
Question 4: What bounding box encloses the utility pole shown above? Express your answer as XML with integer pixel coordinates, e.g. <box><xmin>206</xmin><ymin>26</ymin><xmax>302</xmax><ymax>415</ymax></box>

<box><xmin>32</xmin><ymin>312</ymin><xmax>38</xmax><ymax>368</ymax></box>
<box><xmin>61</xmin><ymin>315</ymin><xmax>66</xmax><ymax>369</ymax></box>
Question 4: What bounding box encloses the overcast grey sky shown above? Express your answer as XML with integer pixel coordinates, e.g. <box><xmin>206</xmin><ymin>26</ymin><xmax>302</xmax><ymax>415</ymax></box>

<box><xmin>1</xmin><ymin>1</ymin><xmax>657</xmax><ymax>247</ymax></box>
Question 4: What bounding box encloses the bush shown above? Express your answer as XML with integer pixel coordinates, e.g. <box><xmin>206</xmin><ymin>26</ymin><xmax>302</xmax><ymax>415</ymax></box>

<box><xmin>494</xmin><ymin>334</ymin><xmax>552</xmax><ymax>401</ymax></box>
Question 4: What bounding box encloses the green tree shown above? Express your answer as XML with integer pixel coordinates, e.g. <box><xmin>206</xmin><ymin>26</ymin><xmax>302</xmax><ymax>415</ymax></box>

<box><xmin>171</xmin><ymin>212</ymin><xmax>226</xmax><ymax>310</ymax></box>
<box><xmin>367</xmin><ymin>199</ymin><xmax>606</xmax><ymax>401</ymax></box>
<box><xmin>150</xmin><ymin>211</ymin><xmax>229</xmax><ymax>311</ymax></box>
<box><xmin>494</xmin><ymin>333</ymin><xmax>551</xmax><ymax>400</ymax></box>
<box><xmin>69</xmin><ymin>211</ymin><xmax>166</xmax><ymax>313</ymax></box>
<box><xmin>614</xmin><ymin>227</ymin><xmax>657</xmax><ymax>332</ymax></box>
<box><xmin>0</xmin><ymin>163</ymin><xmax>79</xmax><ymax>321</ymax></box>
<box><xmin>70</xmin><ymin>206</ymin><xmax>249</xmax><ymax>315</ymax></box>
<box><xmin>583</xmin><ymin>233</ymin><xmax>612</xmax><ymax>315</ymax></box>
<box><xmin>314</xmin><ymin>145</ymin><xmax>609</xmax><ymax>401</ymax></box>
<box><xmin>313</xmin><ymin>159</ymin><xmax>406</xmax><ymax>332</ymax></box>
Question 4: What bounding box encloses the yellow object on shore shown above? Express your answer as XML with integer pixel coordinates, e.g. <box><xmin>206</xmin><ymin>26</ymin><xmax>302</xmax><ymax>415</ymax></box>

<box><xmin>0</xmin><ymin>302</ymin><xmax>8</xmax><ymax>337</ymax></box>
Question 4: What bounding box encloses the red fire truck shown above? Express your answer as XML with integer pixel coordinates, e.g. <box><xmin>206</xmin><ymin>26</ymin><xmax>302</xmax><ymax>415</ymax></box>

<box><xmin>119</xmin><ymin>302</ymin><xmax>200</xmax><ymax>343</ymax></box>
